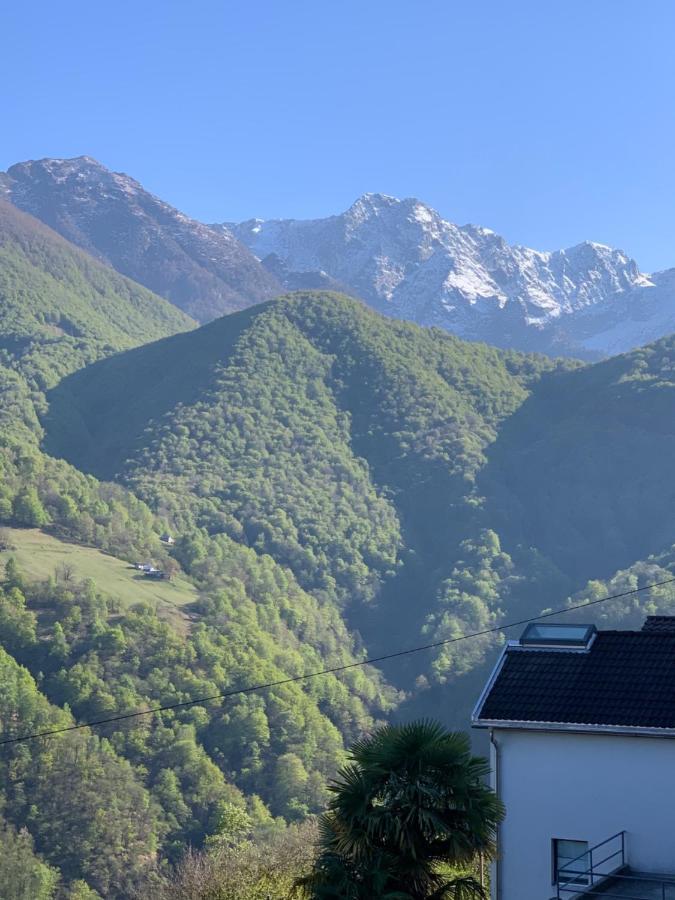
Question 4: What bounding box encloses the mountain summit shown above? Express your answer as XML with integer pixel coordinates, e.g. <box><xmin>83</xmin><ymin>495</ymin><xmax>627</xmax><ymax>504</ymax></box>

<box><xmin>227</xmin><ymin>194</ymin><xmax>673</xmax><ymax>358</ymax></box>
<box><xmin>0</xmin><ymin>156</ymin><xmax>281</xmax><ymax>322</ymax></box>
<box><xmin>5</xmin><ymin>160</ymin><xmax>675</xmax><ymax>357</ymax></box>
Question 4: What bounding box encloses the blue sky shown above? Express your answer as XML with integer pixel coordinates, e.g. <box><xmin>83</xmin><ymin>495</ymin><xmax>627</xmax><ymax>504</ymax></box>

<box><xmin>3</xmin><ymin>1</ymin><xmax>675</xmax><ymax>270</ymax></box>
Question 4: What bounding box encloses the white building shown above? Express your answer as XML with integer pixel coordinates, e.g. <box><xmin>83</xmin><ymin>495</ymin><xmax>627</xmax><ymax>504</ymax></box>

<box><xmin>472</xmin><ymin>617</ymin><xmax>675</xmax><ymax>900</ymax></box>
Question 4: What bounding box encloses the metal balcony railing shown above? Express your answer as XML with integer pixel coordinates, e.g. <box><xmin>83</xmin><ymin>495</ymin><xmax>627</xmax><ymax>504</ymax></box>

<box><xmin>556</xmin><ymin>830</ymin><xmax>625</xmax><ymax>897</ymax></box>
<box><xmin>556</xmin><ymin>831</ymin><xmax>675</xmax><ymax>899</ymax></box>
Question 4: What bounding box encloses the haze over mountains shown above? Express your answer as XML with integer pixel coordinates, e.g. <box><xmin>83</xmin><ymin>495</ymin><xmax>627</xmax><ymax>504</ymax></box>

<box><xmin>4</xmin><ymin>155</ymin><xmax>675</xmax><ymax>358</ymax></box>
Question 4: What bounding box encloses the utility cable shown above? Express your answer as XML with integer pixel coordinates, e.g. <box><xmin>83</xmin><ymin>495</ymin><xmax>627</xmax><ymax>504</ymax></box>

<box><xmin>2</xmin><ymin>574</ymin><xmax>674</xmax><ymax>747</ymax></box>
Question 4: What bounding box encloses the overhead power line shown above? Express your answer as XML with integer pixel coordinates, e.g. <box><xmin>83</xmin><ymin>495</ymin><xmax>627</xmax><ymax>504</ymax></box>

<box><xmin>2</xmin><ymin>574</ymin><xmax>675</xmax><ymax>748</ymax></box>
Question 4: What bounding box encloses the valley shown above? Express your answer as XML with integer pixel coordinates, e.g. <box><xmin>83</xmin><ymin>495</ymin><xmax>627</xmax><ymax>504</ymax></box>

<box><xmin>41</xmin><ymin>291</ymin><xmax>675</xmax><ymax>702</ymax></box>
<box><xmin>5</xmin><ymin>1</ymin><xmax>674</xmax><ymax>893</ymax></box>
<box><xmin>2</xmin><ymin>162</ymin><xmax>675</xmax><ymax>898</ymax></box>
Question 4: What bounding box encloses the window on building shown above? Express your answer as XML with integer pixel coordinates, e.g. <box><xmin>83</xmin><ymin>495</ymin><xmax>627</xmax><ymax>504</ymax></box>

<box><xmin>553</xmin><ymin>839</ymin><xmax>590</xmax><ymax>885</ymax></box>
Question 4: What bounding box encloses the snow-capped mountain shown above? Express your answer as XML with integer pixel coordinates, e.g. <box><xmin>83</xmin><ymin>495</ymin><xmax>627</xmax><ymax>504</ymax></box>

<box><xmin>4</xmin><ymin>160</ymin><xmax>675</xmax><ymax>358</ymax></box>
<box><xmin>225</xmin><ymin>193</ymin><xmax>675</xmax><ymax>358</ymax></box>
<box><xmin>0</xmin><ymin>157</ymin><xmax>281</xmax><ymax>322</ymax></box>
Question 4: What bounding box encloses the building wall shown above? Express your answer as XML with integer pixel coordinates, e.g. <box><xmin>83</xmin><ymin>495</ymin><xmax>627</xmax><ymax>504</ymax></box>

<box><xmin>492</xmin><ymin>728</ymin><xmax>675</xmax><ymax>900</ymax></box>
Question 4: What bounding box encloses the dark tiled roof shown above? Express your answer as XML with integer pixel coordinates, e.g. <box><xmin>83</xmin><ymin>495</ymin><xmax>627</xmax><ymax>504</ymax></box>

<box><xmin>642</xmin><ymin>616</ymin><xmax>675</xmax><ymax>633</ymax></box>
<box><xmin>476</xmin><ymin>631</ymin><xmax>675</xmax><ymax>729</ymax></box>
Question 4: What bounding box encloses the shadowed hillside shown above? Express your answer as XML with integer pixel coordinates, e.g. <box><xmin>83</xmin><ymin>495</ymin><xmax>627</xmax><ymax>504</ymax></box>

<box><xmin>44</xmin><ymin>293</ymin><xmax>675</xmax><ymax>708</ymax></box>
<box><xmin>480</xmin><ymin>335</ymin><xmax>675</xmax><ymax>583</ymax></box>
<box><xmin>44</xmin><ymin>292</ymin><xmax>575</xmax><ymax>693</ymax></box>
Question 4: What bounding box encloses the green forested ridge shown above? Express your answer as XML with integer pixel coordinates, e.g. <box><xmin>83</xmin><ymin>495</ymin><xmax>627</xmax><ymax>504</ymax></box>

<box><xmin>0</xmin><ymin>485</ymin><xmax>393</xmax><ymax>895</ymax></box>
<box><xmin>0</xmin><ymin>641</ymin><xmax>159</xmax><ymax>896</ymax></box>
<box><xmin>44</xmin><ymin>293</ymin><xmax>675</xmax><ymax>702</ymax></box>
<box><xmin>0</xmin><ymin>200</ymin><xmax>194</xmax><ymax>391</ymax></box>
<box><xmin>4</xmin><ymin>271</ymin><xmax>675</xmax><ymax>895</ymax></box>
<box><xmin>0</xmin><ymin>198</ymin><xmax>194</xmax><ymax>455</ymax></box>
<box><xmin>0</xmin><ymin>542</ymin><xmax>391</xmax><ymax>894</ymax></box>
<box><xmin>44</xmin><ymin>293</ymin><xmax>576</xmax><ymax>694</ymax></box>
<box><xmin>0</xmin><ymin>198</ymin><xmax>188</xmax><ymax>578</ymax></box>
<box><xmin>478</xmin><ymin>334</ymin><xmax>675</xmax><ymax>582</ymax></box>
<box><xmin>0</xmin><ymin>228</ymin><xmax>393</xmax><ymax>895</ymax></box>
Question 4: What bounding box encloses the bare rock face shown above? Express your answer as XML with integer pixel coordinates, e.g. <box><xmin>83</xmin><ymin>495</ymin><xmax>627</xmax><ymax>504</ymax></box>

<box><xmin>227</xmin><ymin>193</ymin><xmax>675</xmax><ymax>359</ymax></box>
<box><xmin>0</xmin><ymin>157</ymin><xmax>281</xmax><ymax>322</ymax></box>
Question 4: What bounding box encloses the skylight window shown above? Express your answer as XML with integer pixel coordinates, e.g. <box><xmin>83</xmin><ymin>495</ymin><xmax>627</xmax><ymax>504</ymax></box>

<box><xmin>520</xmin><ymin>623</ymin><xmax>596</xmax><ymax>648</ymax></box>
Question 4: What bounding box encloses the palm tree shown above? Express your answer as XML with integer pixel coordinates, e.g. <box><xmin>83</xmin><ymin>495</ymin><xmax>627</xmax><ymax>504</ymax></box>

<box><xmin>297</xmin><ymin>720</ymin><xmax>504</xmax><ymax>899</ymax></box>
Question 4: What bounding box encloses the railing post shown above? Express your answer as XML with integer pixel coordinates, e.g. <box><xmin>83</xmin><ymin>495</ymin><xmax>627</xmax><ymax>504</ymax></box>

<box><xmin>589</xmin><ymin>847</ymin><xmax>594</xmax><ymax>886</ymax></box>
<box><xmin>621</xmin><ymin>830</ymin><xmax>625</xmax><ymax>866</ymax></box>
<box><xmin>662</xmin><ymin>880</ymin><xmax>666</xmax><ymax>900</ymax></box>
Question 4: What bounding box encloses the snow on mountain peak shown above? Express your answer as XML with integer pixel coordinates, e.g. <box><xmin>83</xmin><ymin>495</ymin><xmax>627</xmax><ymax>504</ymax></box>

<box><xmin>351</xmin><ymin>191</ymin><xmax>399</xmax><ymax>207</ymax></box>
<box><xmin>6</xmin><ymin>157</ymin><xmax>147</xmax><ymax>201</ymax></box>
<box><xmin>2</xmin><ymin>155</ymin><xmax>673</xmax><ymax>359</ymax></box>
<box><xmin>227</xmin><ymin>193</ymin><xmax>666</xmax><ymax>358</ymax></box>
<box><xmin>345</xmin><ymin>192</ymin><xmax>400</xmax><ymax>222</ymax></box>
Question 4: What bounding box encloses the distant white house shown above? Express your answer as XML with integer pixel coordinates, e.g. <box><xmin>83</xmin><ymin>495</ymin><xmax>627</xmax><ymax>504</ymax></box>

<box><xmin>133</xmin><ymin>562</ymin><xmax>166</xmax><ymax>578</ymax></box>
<box><xmin>472</xmin><ymin>617</ymin><xmax>675</xmax><ymax>900</ymax></box>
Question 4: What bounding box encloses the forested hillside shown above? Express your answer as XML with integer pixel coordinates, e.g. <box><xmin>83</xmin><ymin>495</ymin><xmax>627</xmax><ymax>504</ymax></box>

<box><xmin>0</xmin><ymin>200</ymin><xmax>193</xmax><ymax>377</ymax></box>
<box><xmin>44</xmin><ymin>293</ymin><xmax>576</xmax><ymax>701</ymax></box>
<box><xmin>0</xmin><ymin>199</ymin><xmax>194</xmax><ymax>446</ymax></box>
<box><xmin>5</xmin><ymin>267</ymin><xmax>675</xmax><ymax>895</ymax></box>
<box><xmin>478</xmin><ymin>335</ymin><xmax>675</xmax><ymax>582</ymax></box>
<box><xmin>0</xmin><ymin>245</ymin><xmax>393</xmax><ymax>896</ymax></box>
<box><xmin>45</xmin><ymin>293</ymin><xmax>675</xmax><ymax>714</ymax></box>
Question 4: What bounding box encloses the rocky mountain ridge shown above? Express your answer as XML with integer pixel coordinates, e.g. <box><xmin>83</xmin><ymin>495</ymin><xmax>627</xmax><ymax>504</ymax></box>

<box><xmin>226</xmin><ymin>193</ymin><xmax>674</xmax><ymax>358</ymax></box>
<box><xmin>0</xmin><ymin>156</ymin><xmax>281</xmax><ymax>322</ymax></box>
<box><xmin>4</xmin><ymin>157</ymin><xmax>675</xmax><ymax>357</ymax></box>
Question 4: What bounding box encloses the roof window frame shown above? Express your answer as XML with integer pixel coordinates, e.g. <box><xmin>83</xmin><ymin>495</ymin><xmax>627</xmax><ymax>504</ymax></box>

<box><xmin>519</xmin><ymin>622</ymin><xmax>597</xmax><ymax>649</ymax></box>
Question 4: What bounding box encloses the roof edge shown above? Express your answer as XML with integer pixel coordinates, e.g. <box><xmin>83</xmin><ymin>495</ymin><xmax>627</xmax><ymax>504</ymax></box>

<box><xmin>472</xmin><ymin>718</ymin><xmax>675</xmax><ymax>739</ymax></box>
<box><xmin>471</xmin><ymin>642</ymin><xmax>510</xmax><ymax>723</ymax></box>
<box><xmin>470</xmin><ymin>634</ymin><xmax>597</xmax><ymax>725</ymax></box>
